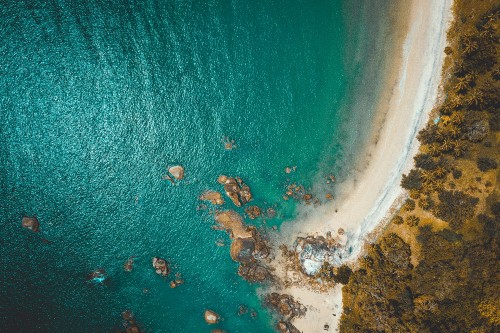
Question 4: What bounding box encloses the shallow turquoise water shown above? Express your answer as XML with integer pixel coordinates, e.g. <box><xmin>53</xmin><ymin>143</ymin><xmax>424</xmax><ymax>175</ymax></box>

<box><xmin>0</xmin><ymin>0</ymin><xmax>395</xmax><ymax>332</ymax></box>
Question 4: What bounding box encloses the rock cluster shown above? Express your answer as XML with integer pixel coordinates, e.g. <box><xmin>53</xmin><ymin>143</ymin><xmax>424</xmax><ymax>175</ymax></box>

<box><xmin>238</xmin><ymin>262</ymin><xmax>270</xmax><ymax>282</ymax></box>
<box><xmin>22</xmin><ymin>216</ymin><xmax>40</xmax><ymax>232</ymax></box>
<box><xmin>223</xmin><ymin>136</ymin><xmax>237</xmax><ymax>150</ymax></box>
<box><xmin>214</xmin><ymin>210</ymin><xmax>271</xmax><ymax>282</ymax></box>
<box><xmin>169</xmin><ymin>279</ymin><xmax>184</xmax><ymax>288</ymax></box>
<box><xmin>244</xmin><ymin>205</ymin><xmax>261</xmax><ymax>219</ymax></box>
<box><xmin>265</xmin><ymin>293</ymin><xmax>305</xmax><ymax>333</ymax></box>
<box><xmin>264</xmin><ymin>293</ymin><xmax>307</xmax><ymax>319</ymax></box>
<box><xmin>219</xmin><ymin>176</ymin><xmax>253</xmax><ymax>207</ymax></box>
<box><xmin>120</xmin><ymin>310</ymin><xmax>143</xmax><ymax>333</ymax></box>
<box><xmin>152</xmin><ymin>257</ymin><xmax>170</xmax><ymax>277</ymax></box>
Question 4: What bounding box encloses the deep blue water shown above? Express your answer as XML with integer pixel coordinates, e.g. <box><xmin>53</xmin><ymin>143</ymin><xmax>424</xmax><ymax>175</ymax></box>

<box><xmin>0</xmin><ymin>0</ymin><xmax>395</xmax><ymax>332</ymax></box>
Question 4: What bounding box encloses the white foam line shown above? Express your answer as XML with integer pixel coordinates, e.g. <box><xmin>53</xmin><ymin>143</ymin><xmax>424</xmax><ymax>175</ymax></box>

<box><xmin>347</xmin><ymin>0</ymin><xmax>450</xmax><ymax>261</ymax></box>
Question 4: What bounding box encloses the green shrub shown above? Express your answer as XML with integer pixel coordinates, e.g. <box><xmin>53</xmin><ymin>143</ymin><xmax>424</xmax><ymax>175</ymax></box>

<box><xmin>452</xmin><ymin>169</ymin><xmax>462</xmax><ymax>179</ymax></box>
<box><xmin>477</xmin><ymin>157</ymin><xmax>498</xmax><ymax>172</ymax></box>
<box><xmin>392</xmin><ymin>215</ymin><xmax>404</xmax><ymax>225</ymax></box>
<box><xmin>401</xmin><ymin>170</ymin><xmax>423</xmax><ymax>190</ymax></box>
<box><xmin>414</xmin><ymin>153</ymin><xmax>438</xmax><ymax>170</ymax></box>
<box><xmin>436</xmin><ymin>190</ymin><xmax>479</xmax><ymax>230</ymax></box>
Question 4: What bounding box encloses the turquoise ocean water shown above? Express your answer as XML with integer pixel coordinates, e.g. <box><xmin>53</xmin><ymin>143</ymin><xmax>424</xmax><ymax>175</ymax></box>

<box><xmin>0</xmin><ymin>1</ymin><xmax>397</xmax><ymax>332</ymax></box>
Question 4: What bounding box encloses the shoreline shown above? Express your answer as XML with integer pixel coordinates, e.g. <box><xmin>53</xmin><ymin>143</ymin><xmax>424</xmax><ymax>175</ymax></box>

<box><xmin>269</xmin><ymin>0</ymin><xmax>453</xmax><ymax>331</ymax></box>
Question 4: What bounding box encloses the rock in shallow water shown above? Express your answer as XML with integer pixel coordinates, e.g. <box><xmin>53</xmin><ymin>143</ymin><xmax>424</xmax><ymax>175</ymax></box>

<box><xmin>123</xmin><ymin>257</ymin><xmax>134</xmax><ymax>272</ymax></box>
<box><xmin>22</xmin><ymin>216</ymin><xmax>40</xmax><ymax>232</ymax></box>
<box><xmin>87</xmin><ymin>268</ymin><xmax>107</xmax><ymax>284</ymax></box>
<box><xmin>277</xmin><ymin>320</ymin><xmax>301</xmax><ymax>333</ymax></box>
<box><xmin>168</xmin><ymin>165</ymin><xmax>184</xmax><ymax>180</ymax></box>
<box><xmin>204</xmin><ymin>310</ymin><xmax>220</xmax><ymax>324</ymax></box>
<box><xmin>152</xmin><ymin>257</ymin><xmax>170</xmax><ymax>277</ymax></box>
<box><xmin>245</xmin><ymin>205</ymin><xmax>261</xmax><ymax>219</ymax></box>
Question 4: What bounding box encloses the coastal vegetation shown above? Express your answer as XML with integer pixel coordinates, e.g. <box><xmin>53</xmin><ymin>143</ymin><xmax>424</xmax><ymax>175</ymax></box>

<box><xmin>340</xmin><ymin>1</ymin><xmax>499</xmax><ymax>332</ymax></box>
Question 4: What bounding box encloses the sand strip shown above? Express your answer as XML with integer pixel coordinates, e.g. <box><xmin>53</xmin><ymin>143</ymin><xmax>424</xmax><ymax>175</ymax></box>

<box><xmin>270</xmin><ymin>0</ymin><xmax>453</xmax><ymax>331</ymax></box>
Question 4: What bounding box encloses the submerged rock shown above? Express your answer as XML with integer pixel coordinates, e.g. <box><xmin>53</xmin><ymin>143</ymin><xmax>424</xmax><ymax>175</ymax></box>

<box><xmin>168</xmin><ymin>165</ymin><xmax>185</xmax><ymax>180</ymax></box>
<box><xmin>266</xmin><ymin>207</ymin><xmax>277</xmax><ymax>218</ymax></box>
<box><xmin>22</xmin><ymin>216</ymin><xmax>40</xmax><ymax>232</ymax></box>
<box><xmin>238</xmin><ymin>304</ymin><xmax>249</xmax><ymax>316</ymax></box>
<box><xmin>87</xmin><ymin>268</ymin><xmax>107</xmax><ymax>284</ymax></box>
<box><xmin>120</xmin><ymin>310</ymin><xmax>143</xmax><ymax>333</ymax></box>
<box><xmin>277</xmin><ymin>321</ymin><xmax>301</xmax><ymax>333</ymax></box>
<box><xmin>169</xmin><ymin>279</ymin><xmax>184</xmax><ymax>288</ymax></box>
<box><xmin>200</xmin><ymin>190</ymin><xmax>224</xmax><ymax>205</ymax></box>
<box><xmin>211</xmin><ymin>329</ymin><xmax>227</xmax><ymax>333</ymax></box>
<box><xmin>223</xmin><ymin>136</ymin><xmax>237</xmax><ymax>150</ymax></box>
<box><xmin>123</xmin><ymin>257</ymin><xmax>135</xmax><ymax>272</ymax></box>
<box><xmin>245</xmin><ymin>205</ymin><xmax>261</xmax><ymax>219</ymax></box>
<box><xmin>204</xmin><ymin>310</ymin><xmax>220</xmax><ymax>324</ymax></box>
<box><xmin>152</xmin><ymin>257</ymin><xmax>170</xmax><ymax>277</ymax></box>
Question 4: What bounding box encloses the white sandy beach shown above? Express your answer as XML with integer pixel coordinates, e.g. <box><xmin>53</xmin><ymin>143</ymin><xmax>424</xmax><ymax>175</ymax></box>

<box><xmin>270</xmin><ymin>0</ymin><xmax>453</xmax><ymax>331</ymax></box>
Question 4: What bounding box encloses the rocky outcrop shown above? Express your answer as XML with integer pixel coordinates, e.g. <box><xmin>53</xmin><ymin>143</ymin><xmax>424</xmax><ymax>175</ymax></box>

<box><xmin>214</xmin><ymin>210</ymin><xmax>271</xmax><ymax>282</ymax></box>
<box><xmin>22</xmin><ymin>216</ymin><xmax>40</xmax><ymax>232</ymax></box>
<box><xmin>200</xmin><ymin>190</ymin><xmax>224</xmax><ymax>205</ymax></box>
<box><xmin>215</xmin><ymin>210</ymin><xmax>253</xmax><ymax>239</ymax></box>
<box><xmin>294</xmin><ymin>235</ymin><xmax>349</xmax><ymax>276</ymax></box>
<box><xmin>152</xmin><ymin>257</ymin><xmax>170</xmax><ymax>277</ymax></box>
<box><xmin>264</xmin><ymin>293</ymin><xmax>307</xmax><ymax>319</ymax></box>
<box><xmin>168</xmin><ymin>165</ymin><xmax>185</xmax><ymax>180</ymax></box>
<box><xmin>169</xmin><ymin>279</ymin><xmax>184</xmax><ymax>288</ymax></box>
<box><xmin>221</xmin><ymin>177</ymin><xmax>253</xmax><ymax>207</ymax></box>
<box><xmin>204</xmin><ymin>310</ymin><xmax>220</xmax><ymax>324</ymax></box>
